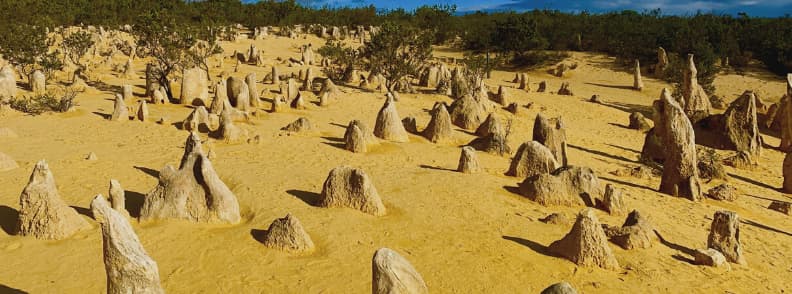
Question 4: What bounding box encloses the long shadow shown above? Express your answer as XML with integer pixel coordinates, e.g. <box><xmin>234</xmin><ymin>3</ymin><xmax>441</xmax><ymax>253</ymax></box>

<box><xmin>584</xmin><ymin>82</ymin><xmax>635</xmax><ymax>91</ymax></box>
<box><xmin>502</xmin><ymin>236</ymin><xmax>552</xmax><ymax>256</ymax></box>
<box><xmin>0</xmin><ymin>285</ymin><xmax>27</xmax><ymax>294</ymax></box>
<box><xmin>598</xmin><ymin>101</ymin><xmax>654</xmax><ymax>118</ymax></box>
<box><xmin>607</xmin><ymin>122</ymin><xmax>631</xmax><ymax>130</ymax></box>
<box><xmin>329</xmin><ymin>122</ymin><xmax>347</xmax><ymax>129</ymax></box>
<box><xmin>0</xmin><ymin>205</ymin><xmax>19</xmax><ymax>235</ymax></box>
<box><xmin>654</xmin><ymin>230</ymin><xmax>696</xmax><ymax>256</ymax></box>
<box><xmin>125</xmin><ymin>191</ymin><xmax>146</xmax><ymax>218</ymax></box>
<box><xmin>743</xmin><ymin>194</ymin><xmax>792</xmax><ymax>203</ymax></box>
<box><xmin>418</xmin><ymin>164</ymin><xmax>456</xmax><ymax>172</ymax></box>
<box><xmin>286</xmin><ymin>189</ymin><xmax>321</xmax><ymax>206</ymax></box>
<box><xmin>741</xmin><ymin>219</ymin><xmax>792</xmax><ymax>237</ymax></box>
<box><xmin>728</xmin><ymin>173</ymin><xmax>778</xmax><ymax>191</ymax></box>
<box><xmin>503</xmin><ymin>185</ymin><xmax>522</xmax><ymax>196</ymax></box>
<box><xmin>134</xmin><ymin>166</ymin><xmax>160</xmax><ymax>179</ymax></box>
<box><xmin>92</xmin><ymin>111</ymin><xmax>111</xmax><ymax>120</ymax></box>
<box><xmin>599</xmin><ymin>176</ymin><xmax>656</xmax><ymax>193</ymax></box>
<box><xmin>70</xmin><ymin>206</ymin><xmax>93</xmax><ymax>218</ymax></box>
<box><xmin>320</xmin><ymin>136</ymin><xmax>344</xmax><ymax>143</ymax></box>
<box><xmin>321</xmin><ymin>141</ymin><xmax>346</xmax><ymax>150</ymax></box>
<box><xmin>605</xmin><ymin>143</ymin><xmax>641</xmax><ymax>154</ymax></box>
<box><xmin>672</xmin><ymin>254</ymin><xmax>696</xmax><ymax>265</ymax></box>
<box><xmin>250</xmin><ymin>228</ymin><xmax>268</xmax><ymax>244</ymax></box>
<box><xmin>85</xmin><ymin>80</ymin><xmax>120</xmax><ymax>93</ymax></box>
<box><xmin>568</xmin><ymin>144</ymin><xmax>639</xmax><ymax>164</ymax></box>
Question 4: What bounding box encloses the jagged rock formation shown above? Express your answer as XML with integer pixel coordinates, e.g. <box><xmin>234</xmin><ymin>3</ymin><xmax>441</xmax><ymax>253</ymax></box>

<box><xmin>654</xmin><ymin>47</ymin><xmax>669</xmax><ymax>78</ymax></box>
<box><xmin>681</xmin><ymin>54</ymin><xmax>712</xmax><ymax>122</ymax></box>
<box><xmin>319</xmin><ymin>166</ymin><xmax>385</xmax><ymax>216</ymax></box>
<box><xmin>603</xmin><ymin>210</ymin><xmax>655</xmax><ymax>250</ymax></box>
<box><xmin>217</xmin><ymin>108</ymin><xmax>247</xmax><ymax>143</ymax></box>
<box><xmin>282</xmin><ymin>117</ymin><xmax>312</xmax><ymax>133</ymax></box>
<box><xmin>540</xmin><ymin>213</ymin><xmax>570</xmax><ymax>225</ymax></box>
<box><xmin>719</xmin><ymin>91</ymin><xmax>762</xmax><ymax>162</ymax></box>
<box><xmin>345</xmin><ymin>123</ymin><xmax>367</xmax><ymax>153</ymax></box>
<box><xmin>140</xmin><ymin>132</ymin><xmax>241</xmax><ymax>223</ymax></box>
<box><xmin>557</xmin><ymin>82</ymin><xmax>573</xmax><ymax>96</ymax></box>
<box><xmin>422</xmin><ymin>103</ymin><xmax>452</xmax><ymax>143</ymax></box>
<box><xmin>91</xmin><ymin>195</ymin><xmax>164</xmax><ymax>294</ymax></box>
<box><xmin>261</xmin><ymin>213</ymin><xmax>315</xmax><ymax>254</ymax></box>
<box><xmin>707</xmin><ymin>210</ymin><xmax>745</xmax><ymax>265</ymax></box>
<box><xmin>373</xmin><ymin>98</ymin><xmax>409</xmax><ymax>143</ymax></box>
<box><xmin>705</xmin><ymin>184</ymin><xmax>738</xmax><ymax>201</ymax></box>
<box><xmin>519</xmin><ymin>166</ymin><xmax>603</xmax><ymax>207</ymax></box>
<box><xmin>628</xmin><ymin>112</ymin><xmax>651</xmax><ymax>131</ymax></box>
<box><xmin>694</xmin><ymin>248</ymin><xmax>728</xmax><ymax>267</ymax></box>
<box><xmin>110</xmin><ymin>94</ymin><xmax>129</xmax><ymax>121</ymax></box>
<box><xmin>457</xmin><ymin>146</ymin><xmax>480</xmax><ymax>173</ymax></box>
<box><xmin>271</xmin><ymin>95</ymin><xmax>287</xmax><ymax>113</ymax></box>
<box><xmin>548</xmin><ymin>208</ymin><xmax>620</xmax><ymax>270</ymax></box>
<box><xmin>136</xmin><ymin>101</ymin><xmax>149</xmax><ymax>122</ymax></box>
<box><xmin>180</xmin><ymin>67</ymin><xmax>209</xmax><ymax>105</ymax></box>
<box><xmin>475</xmin><ymin>113</ymin><xmax>504</xmax><ymax>137</ymax></box>
<box><xmin>449</xmin><ymin>94</ymin><xmax>486</xmax><ymax>130</ymax></box>
<box><xmin>537</xmin><ymin>81</ymin><xmax>547</xmax><ymax>93</ymax></box>
<box><xmin>467</xmin><ymin>131</ymin><xmax>511</xmax><ymax>156</ymax></box>
<box><xmin>245</xmin><ymin>73</ymin><xmax>260</xmax><ymax>108</ymax></box>
<box><xmin>601</xmin><ymin>184</ymin><xmax>625</xmax><ymax>215</ymax></box>
<box><xmin>227</xmin><ymin>77</ymin><xmax>251</xmax><ymax>111</ymax></box>
<box><xmin>494</xmin><ymin>86</ymin><xmax>509</xmax><ymax>105</ymax></box>
<box><xmin>145</xmin><ymin>63</ymin><xmax>160</xmax><ymax>98</ymax></box>
<box><xmin>656</xmin><ymin>88</ymin><xmax>702</xmax><ymax>201</ymax></box>
<box><xmin>0</xmin><ymin>65</ymin><xmax>18</xmax><ymax>100</ymax></box>
<box><xmin>17</xmin><ymin>160</ymin><xmax>89</xmax><ymax>239</ymax></box>
<box><xmin>372</xmin><ymin>248</ymin><xmax>428</xmax><ymax>294</ymax></box>
<box><xmin>506</xmin><ymin>141</ymin><xmax>559</xmax><ymax>178</ymax></box>
<box><xmin>108</xmin><ymin>179</ymin><xmax>128</xmax><ymax>216</ymax></box>
<box><xmin>541</xmin><ymin>282</ymin><xmax>577</xmax><ymax>294</ymax></box>
<box><xmin>183</xmin><ymin>106</ymin><xmax>211</xmax><ymax>132</ymax></box>
<box><xmin>122</xmin><ymin>84</ymin><xmax>134</xmax><ymax>101</ymax></box>
<box><xmin>633</xmin><ymin>59</ymin><xmax>643</xmax><ymax>91</ymax></box>
<box><xmin>30</xmin><ymin>70</ymin><xmax>46</xmax><ymax>94</ymax></box>
<box><xmin>533</xmin><ymin>114</ymin><xmax>568</xmax><ymax>166</ymax></box>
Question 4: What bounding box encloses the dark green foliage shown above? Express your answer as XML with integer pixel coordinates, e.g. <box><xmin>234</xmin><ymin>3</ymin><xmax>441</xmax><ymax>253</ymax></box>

<box><xmin>0</xmin><ymin>23</ymin><xmax>48</xmax><ymax>81</ymax></box>
<box><xmin>0</xmin><ymin>0</ymin><xmax>788</xmax><ymax>81</ymax></box>
<box><xmin>7</xmin><ymin>89</ymin><xmax>76</xmax><ymax>115</ymax></box>
<box><xmin>317</xmin><ymin>41</ymin><xmax>362</xmax><ymax>81</ymax></box>
<box><xmin>61</xmin><ymin>31</ymin><xmax>94</xmax><ymax>70</ymax></box>
<box><xmin>365</xmin><ymin>22</ymin><xmax>433</xmax><ymax>91</ymax></box>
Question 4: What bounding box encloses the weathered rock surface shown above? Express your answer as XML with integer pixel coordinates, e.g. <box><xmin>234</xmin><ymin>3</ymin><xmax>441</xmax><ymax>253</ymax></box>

<box><xmin>319</xmin><ymin>166</ymin><xmax>385</xmax><ymax>216</ymax></box>
<box><xmin>261</xmin><ymin>213</ymin><xmax>315</xmax><ymax>254</ymax></box>
<box><xmin>140</xmin><ymin>132</ymin><xmax>241</xmax><ymax>223</ymax></box>
<box><xmin>548</xmin><ymin>208</ymin><xmax>620</xmax><ymax>270</ymax></box>
<box><xmin>372</xmin><ymin>248</ymin><xmax>428</xmax><ymax>294</ymax></box>
<box><xmin>17</xmin><ymin>160</ymin><xmax>89</xmax><ymax>239</ymax></box>
<box><xmin>91</xmin><ymin>195</ymin><xmax>164</xmax><ymax>294</ymax></box>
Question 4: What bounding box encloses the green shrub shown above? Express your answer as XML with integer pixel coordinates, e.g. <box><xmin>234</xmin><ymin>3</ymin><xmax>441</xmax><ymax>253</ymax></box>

<box><xmin>7</xmin><ymin>90</ymin><xmax>77</xmax><ymax>115</ymax></box>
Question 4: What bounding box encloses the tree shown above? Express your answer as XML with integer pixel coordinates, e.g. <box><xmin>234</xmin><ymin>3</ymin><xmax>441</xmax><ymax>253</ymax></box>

<box><xmin>0</xmin><ymin>23</ymin><xmax>48</xmax><ymax>82</ymax></box>
<box><xmin>492</xmin><ymin>13</ymin><xmax>546</xmax><ymax>57</ymax></box>
<box><xmin>132</xmin><ymin>9</ymin><xmax>198</xmax><ymax>99</ymax></box>
<box><xmin>364</xmin><ymin>22</ymin><xmax>433</xmax><ymax>92</ymax></box>
<box><xmin>61</xmin><ymin>31</ymin><xmax>95</xmax><ymax>73</ymax></box>
<box><xmin>317</xmin><ymin>40</ymin><xmax>363</xmax><ymax>81</ymax></box>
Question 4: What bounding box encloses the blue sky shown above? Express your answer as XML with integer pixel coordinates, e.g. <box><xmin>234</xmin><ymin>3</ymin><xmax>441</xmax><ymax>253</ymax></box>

<box><xmin>294</xmin><ymin>0</ymin><xmax>792</xmax><ymax>16</ymax></box>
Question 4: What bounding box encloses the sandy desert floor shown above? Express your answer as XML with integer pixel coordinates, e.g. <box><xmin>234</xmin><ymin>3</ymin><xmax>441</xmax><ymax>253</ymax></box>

<box><xmin>0</xmin><ymin>33</ymin><xmax>791</xmax><ymax>293</ymax></box>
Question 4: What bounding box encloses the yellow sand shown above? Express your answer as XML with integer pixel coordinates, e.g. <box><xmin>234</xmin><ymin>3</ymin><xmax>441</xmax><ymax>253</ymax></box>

<box><xmin>0</xmin><ymin>34</ymin><xmax>790</xmax><ymax>293</ymax></box>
